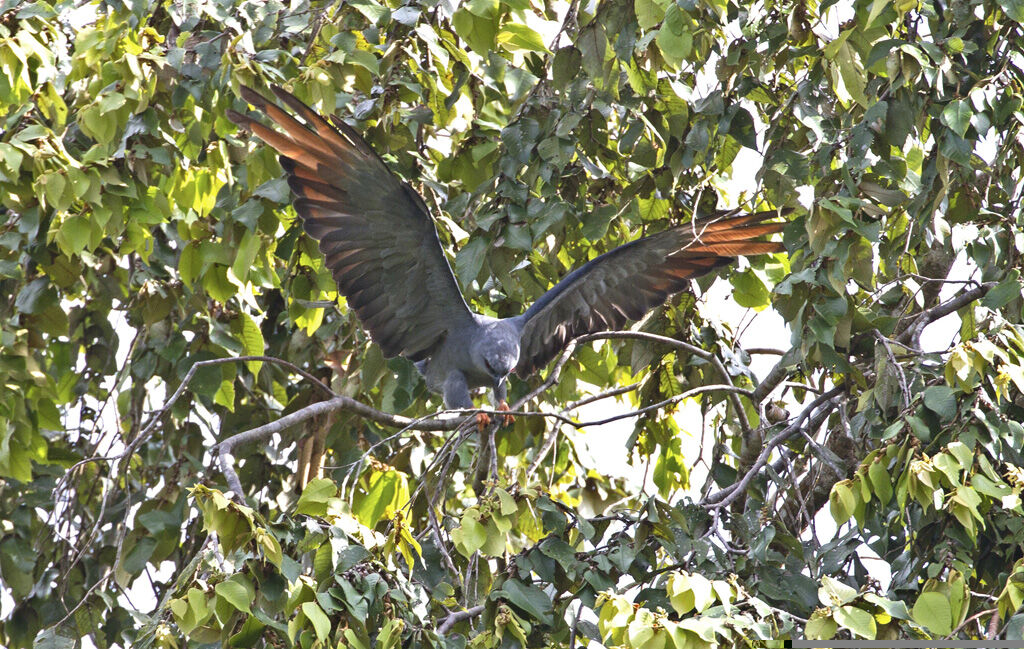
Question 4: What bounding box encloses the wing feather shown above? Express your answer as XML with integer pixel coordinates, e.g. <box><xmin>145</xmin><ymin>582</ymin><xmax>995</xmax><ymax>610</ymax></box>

<box><xmin>228</xmin><ymin>85</ymin><xmax>474</xmax><ymax>361</ymax></box>
<box><xmin>514</xmin><ymin>210</ymin><xmax>789</xmax><ymax>375</ymax></box>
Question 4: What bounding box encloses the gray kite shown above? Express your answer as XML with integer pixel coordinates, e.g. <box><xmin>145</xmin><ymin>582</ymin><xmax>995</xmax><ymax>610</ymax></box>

<box><xmin>228</xmin><ymin>86</ymin><xmax>786</xmax><ymax>427</ymax></box>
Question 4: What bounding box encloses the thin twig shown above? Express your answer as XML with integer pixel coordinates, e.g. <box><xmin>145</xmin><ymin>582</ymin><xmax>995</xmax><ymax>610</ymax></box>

<box><xmin>574</xmin><ymin>384</ymin><xmax>750</xmax><ymax>427</ymax></box>
<box><xmin>564</xmin><ymin>383</ymin><xmax>640</xmax><ymax>410</ymax></box>
<box><xmin>946</xmin><ymin>607</ymin><xmax>998</xmax><ymax>639</ymax></box>
<box><xmin>875</xmin><ymin>329</ymin><xmax>911</xmax><ymax>409</ymax></box>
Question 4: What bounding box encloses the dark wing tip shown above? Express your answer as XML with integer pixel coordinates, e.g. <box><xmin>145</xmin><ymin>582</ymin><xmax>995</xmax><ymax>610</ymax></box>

<box><xmin>238</xmin><ymin>85</ymin><xmax>269</xmax><ymax>109</ymax></box>
<box><xmin>270</xmin><ymin>85</ymin><xmax>306</xmax><ymax>113</ymax></box>
<box><xmin>225</xmin><ymin>109</ymin><xmax>252</xmax><ymax>129</ymax></box>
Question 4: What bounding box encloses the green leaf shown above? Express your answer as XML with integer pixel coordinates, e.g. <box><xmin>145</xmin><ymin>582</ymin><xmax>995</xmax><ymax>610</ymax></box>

<box><xmin>456</xmin><ymin>510</ymin><xmax>487</xmax><ymax>556</ymax></box>
<box><xmin>480</xmin><ymin>519</ymin><xmax>506</xmax><ymax>556</ymax></box>
<box><xmin>231</xmin><ymin>230</ymin><xmax>261</xmax><ymax>284</ymax></box>
<box><xmin>947</xmin><ymin>441</ymin><xmax>974</xmax><ymax>469</ymax></box>
<box><xmin>577</xmin><ymin>22</ymin><xmax>608</xmax><ymax>80</ymax></box>
<box><xmin>15</xmin><ymin>278</ymin><xmax>54</xmax><ymax>314</ymax></box>
<box><xmin>255</xmin><ymin>528</ymin><xmax>282</xmax><ymax>567</ymax></box>
<box><xmin>731</xmin><ymin>269</ymin><xmax>770</xmax><ymax>309</ymax></box>
<box><xmin>552</xmin><ymin>46</ymin><xmax>582</xmax><ymax>87</ymax></box>
<box><xmin>1000</xmin><ymin>0</ymin><xmax>1024</xmax><ymax>22</ymax></box>
<box><xmin>819</xmin><ymin>576</ymin><xmax>859</xmax><ymax>607</ymax></box>
<box><xmin>215</xmin><ymin>575</ymin><xmax>254</xmax><ymax>615</ymax></box>
<box><xmin>465</xmin><ymin>0</ymin><xmax>498</xmax><ymax>18</ymax></box>
<box><xmin>655</xmin><ymin>5</ymin><xmax>692</xmax><ymax>67</ymax></box>
<box><xmin>295</xmin><ymin>478</ymin><xmax>338</xmax><ymax>517</ymax></box>
<box><xmin>233</xmin><ymin>312</ymin><xmax>265</xmax><ymax>378</ymax></box>
<box><xmin>178</xmin><ymin>242</ymin><xmax>201</xmax><ymax>287</ymax></box>
<box><xmin>32</xmin><ymin>629</ymin><xmax>76</xmax><ymax>649</ymax></box>
<box><xmin>635</xmin><ymin>0</ymin><xmax>667</xmax><ymax>29</ymax></box>
<box><xmin>39</xmin><ymin>172</ymin><xmax>67</xmax><ymax>210</ymax></box>
<box><xmin>804</xmin><ymin>611</ymin><xmax>837</xmax><ymax>640</ymax></box>
<box><xmin>834</xmin><ymin>605</ymin><xmax>876</xmax><ymax>639</ymax></box>
<box><xmin>214</xmin><ymin>376</ymin><xmax>235</xmax><ymax>411</ymax></box>
<box><xmin>829</xmin><ymin>39</ymin><xmax>868</xmax><ymax>107</ymax></box>
<box><xmin>354</xmin><ymin>469</ymin><xmax>400</xmax><ymax>526</ymax></box>
<box><xmin>497</xmin><ymin>24</ymin><xmax>549</xmax><ymax>52</ymax></box>
<box><xmin>228</xmin><ymin>615</ymin><xmax>266</xmax><ymax>647</ymax></box>
<box><xmin>491</xmin><ymin>579</ymin><xmax>554</xmax><ymax>624</ymax></box>
<box><xmin>637</xmin><ymin>197</ymin><xmax>669</xmax><ymax>221</ymax></box>
<box><xmin>170</xmin><ymin>587</ymin><xmax>213</xmax><ymax>635</ymax></box>
<box><xmin>0</xmin><ymin>142</ymin><xmax>24</xmax><ymax>173</ymax></box>
<box><xmin>203</xmin><ymin>265</ymin><xmax>237</xmax><ymax>303</ymax></box>
<box><xmin>830</xmin><ymin>481</ymin><xmax>856</xmax><ymax>524</ymax></box>
<box><xmin>868</xmin><ymin>459</ymin><xmax>893</xmax><ymax>505</ymax></box>
<box><xmin>668</xmin><ymin>572</ymin><xmax>714</xmax><ymax>614</ymax></box>
<box><xmin>940</xmin><ymin>99</ymin><xmax>972</xmax><ymax>137</ymax></box>
<box><xmin>863</xmin><ymin>593</ymin><xmax>912</xmax><ymax>620</ymax></box>
<box><xmin>121</xmin><ymin>536</ymin><xmax>157</xmax><ymax>574</ymax></box>
<box><xmin>454</xmin><ymin>237</ymin><xmax>488</xmax><ymax>287</ymax></box>
<box><xmin>981</xmin><ymin>271</ymin><xmax>1022</xmax><ymax>309</ymax></box>
<box><xmin>58</xmin><ymin>215</ymin><xmax>92</xmax><ymax>255</ymax></box>
<box><xmin>98</xmin><ymin>92</ymin><xmax>126</xmax><ymax>114</ymax></box>
<box><xmin>912</xmin><ymin>591</ymin><xmax>952</xmax><ymax>635</ymax></box>
<box><xmin>496</xmin><ymin>488</ymin><xmax>518</xmax><ymax>516</ymax></box>
<box><xmin>347</xmin><ymin>0</ymin><xmax>389</xmax><ymax>23</ymax></box>
<box><xmin>922</xmin><ymin>385</ymin><xmax>957</xmax><ymax>421</ymax></box>
<box><xmin>301</xmin><ymin>601</ymin><xmax>331</xmax><ymax>641</ymax></box>
<box><xmin>972</xmin><ymin>473</ymin><xmax>1011</xmax><ymax>498</ymax></box>
<box><xmin>452</xmin><ymin>8</ymin><xmax>498</xmax><ymax>55</ymax></box>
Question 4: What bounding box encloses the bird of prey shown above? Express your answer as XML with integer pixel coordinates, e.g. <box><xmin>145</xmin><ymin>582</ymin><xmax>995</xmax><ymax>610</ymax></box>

<box><xmin>227</xmin><ymin>85</ymin><xmax>787</xmax><ymax>428</ymax></box>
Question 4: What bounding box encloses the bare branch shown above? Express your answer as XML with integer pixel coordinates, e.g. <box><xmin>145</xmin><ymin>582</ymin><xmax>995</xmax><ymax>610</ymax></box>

<box><xmin>214</xmin><ymin>396</ymin><xmax>461</xmax><ymax>500</ymax></box>
<box><xmin>575</xmin><ymin>330</ymin><xmax>715</xmax><ymax>359</ymax></box>
<box><xmin>437</xmin><ymin>605</ymin><xmax>485</xmax><ymax>635</ymax></box>
<box><xmin>564</xmin><ymin>383</ymin><xmax>640</xmax><ymax>410</ymax></box>
<box><xmin>899</xmin><ymin>282</ymin><xmax>996</xmax><ymax>348</ymax></box>
<box><xmin>575</xmin><ymin>384</ymin><xmax>751</xmax><ymax>428</ymax></box>
<box><xmin>217</xmin><ymin>396</ymin><xmax>456</xmax><ymax>457</ymax></box>
<box><xmin>750</xmin><ymin>347</ymin><xmax>798</xmax><ymax>404</ymax></box>
<box><xmin>745</xmin><ymin>347</ymin><xmax>786</xmax><ymax>356</ymax></box>
<box><xmin>131</xmin><ymin>355</ymin><xmax>335</xmax><ymax>461</ymax></box>
<box><xmin>703</xmin><ymin>385</ymin><xmax>846</xmax><ymax>509</ymax></box>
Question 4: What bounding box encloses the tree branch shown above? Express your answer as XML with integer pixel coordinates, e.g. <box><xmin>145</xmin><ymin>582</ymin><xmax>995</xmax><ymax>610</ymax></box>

<box><xmin>572</xmin><ymin>330</ymin><xmax>753</xmax><ymax>433</ymax></box>
<box><xmin>898</xmin><ymin>282</ymin><xmax>996</xmax><ymax>348</ymax></box>
<box><xmin>437</xmin><ymin>605</ymin><xmax>485</xmax><ymax>635</ymax></box>
<box><xmin>214</xmin><ymin>396</ymin><xmax>461</xmax><ymax>499</ymax></box>
<box><xmin>750</xmin><ymin>347</ymin><xmax>798</xmax><ymax>404</ymax></box>
<box><xmin>573</xmin><ymin>384</ymin><xmax>751</xmax><ymax>428</ymax></box>
<box><xmin>703</xmin><ymin>385</ymin><xmax>846</xmax><ymax>509</ymax></box>
<box><xmin>207</xmin><ymin>330</ymin><xmax>790</xmax><ymax>496</ymax></box>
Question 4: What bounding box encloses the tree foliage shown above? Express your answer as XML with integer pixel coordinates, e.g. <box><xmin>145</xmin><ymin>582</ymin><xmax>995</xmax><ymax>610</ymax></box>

<box><xmin>2</xmin><ymin>0</ymin><xmax>1024</xmax><ymax>646</ymax></box>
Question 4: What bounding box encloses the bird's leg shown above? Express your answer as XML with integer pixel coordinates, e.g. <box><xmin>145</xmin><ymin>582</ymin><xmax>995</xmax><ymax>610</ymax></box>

<box><xmin>493</xmin><ymin>380</ymin><xmax>515</xmax><ymax>427</ymax></box>
<box><xmin>475</xmin><ymin>412</ymin><xmax>491</xmax><ymax>431</ymax></box>
<box><xmin>497</xmin><ymin>401</ymin><xmax>514</xmax><ymax>427</ymax></box>
<box><xmin>443</xmin><ymin>370</ymin><xmax>490</xmax><ymax>429</ymax></box>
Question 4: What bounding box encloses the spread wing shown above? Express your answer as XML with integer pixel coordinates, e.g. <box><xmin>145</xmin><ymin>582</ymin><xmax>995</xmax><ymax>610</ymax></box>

<box><xmin>513</xmin><ymin>210</ymin><xmax>788</xmax><ymax>375</ymax></box>
<box><xmin>228</xmin><ymin>85</ymin><xmax>474</xmax><ymax>361</ymax></box>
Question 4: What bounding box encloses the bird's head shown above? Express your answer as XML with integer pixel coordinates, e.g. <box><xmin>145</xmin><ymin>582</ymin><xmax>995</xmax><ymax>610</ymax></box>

<box><xmin>482</xmin><ymin>347</ymin><xmax>517</xmax><ymax>387</ymax></box>
<box><xmin>476</xmin><ymin>325</ymin><xmax>520</xmax><ymax>391</ymax></box>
